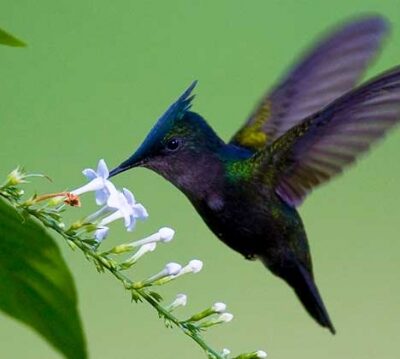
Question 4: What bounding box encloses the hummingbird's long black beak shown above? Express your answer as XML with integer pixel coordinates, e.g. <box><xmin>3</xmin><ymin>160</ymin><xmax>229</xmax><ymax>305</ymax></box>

<box><xmin>109</xmin><ymin>152</ymin><xmax>145</xmax><ymax>178</ymax></box>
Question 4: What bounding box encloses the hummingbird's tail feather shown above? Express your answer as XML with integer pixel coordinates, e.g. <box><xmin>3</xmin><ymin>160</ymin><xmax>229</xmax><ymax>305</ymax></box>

<box><xmin>263</xmin><ymin>256</ymin><xmax>336</xmax><ymax>334</ymax></box>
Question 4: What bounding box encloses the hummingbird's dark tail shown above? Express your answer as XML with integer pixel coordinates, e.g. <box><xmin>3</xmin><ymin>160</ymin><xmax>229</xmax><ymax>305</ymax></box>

<box><xmin>263</xmin><ymin>257</ymin><xmax>336</xmax><ymax>334</ymax></box>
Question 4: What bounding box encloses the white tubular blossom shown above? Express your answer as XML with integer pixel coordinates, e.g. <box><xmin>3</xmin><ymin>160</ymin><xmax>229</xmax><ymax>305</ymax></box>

<box><xmin>217</xmin><ymin>312</ymin><xmax>234</xmax><ymax>323</ymax></box>
<box><xmin>174</xmin><ymin>259</ymin><xmax>203</xmax><ymax>278</ymax></box>
<box><xmin>167</xmin><ymin>294</ymin><xmax>188</xmax><ymax>311</ymax></box>
<box><xmin>158</xmin><ymin>227</ymin><xmax>175</xmax><ymax>242</ymax></box>
<box><xmin>145</xmin><ymin>262</ymin><xmax>182</xmax><ymax>284</ymax></box>
<box><xmin>221</xmin><ymin>348</ymin><xmax>231</xmax><ymax>358</ymax></box>
<box><xmin>130</xmin><ymin>227</ymin><xmax>175</xmax><ymax>248</ymax></box>
<box><xmin>202</xmin><ymin>312</ymin><xmax>233</xmax><ymax>328</ymax></box>
<box><xmin>124</xmin><ymin>242</ymin><xmax>157</xmax><ymax>267</ymax></box>
<box><xmin>256</xmin><ymin>350</ymin><xmax>268</xmax><ymax>358</ymax></box>
<box><xmin>212</xmin><ymin>302</ymin><xmax>227</xmax><ymax>313</ymax></box>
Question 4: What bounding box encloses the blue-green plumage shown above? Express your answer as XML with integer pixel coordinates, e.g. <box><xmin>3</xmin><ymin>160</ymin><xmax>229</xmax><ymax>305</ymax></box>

<box><xmin>109</xmin><ymin>16</ymin><xmax>400</xmax><ymax>334</ymax></box>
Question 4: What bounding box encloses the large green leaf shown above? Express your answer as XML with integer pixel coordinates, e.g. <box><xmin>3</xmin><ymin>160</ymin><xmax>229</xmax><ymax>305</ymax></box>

<box><xmin>0</xmin><ymin>199</ymin><xmax>87</xmax><ymax>359</ymax></box>
<box><xmin>0</xmin><ymin>27</ymin><xmax>26</xmax><ymax>47</ymax></box>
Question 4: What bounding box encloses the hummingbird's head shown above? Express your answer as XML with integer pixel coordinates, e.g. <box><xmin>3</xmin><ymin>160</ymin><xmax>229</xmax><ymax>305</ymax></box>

<box><xmin>110</xmin><ymin>82</ymin><xmax>225</xmax><ymax>192</ymax></box>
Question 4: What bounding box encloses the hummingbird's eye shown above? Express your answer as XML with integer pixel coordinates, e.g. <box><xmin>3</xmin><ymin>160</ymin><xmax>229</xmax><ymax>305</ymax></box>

<box><xmin>165</xmin><ymin>138</ymin><xmax>181</xmax><ymax>152</ymax></box>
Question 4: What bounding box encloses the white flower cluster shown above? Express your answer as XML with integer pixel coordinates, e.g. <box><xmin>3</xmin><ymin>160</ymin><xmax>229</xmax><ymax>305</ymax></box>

<box><xmin>71</xmin><ymin>159</ymin><xmax>148</xmax><ymax>242</ymax></box>
<box><xmin>70</xmin><ymin>159</ymin><xmax>205</xmax><ymax>284</ymax></box>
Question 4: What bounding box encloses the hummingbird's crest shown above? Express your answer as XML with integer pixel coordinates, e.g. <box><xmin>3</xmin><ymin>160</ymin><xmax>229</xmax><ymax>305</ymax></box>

<box><xmin>155</xmin><ymin>81</ymin><xmax>197</xmax><ymax>129</ymax></box>
<box><xmin>138</xmin><ymin>81</ymin><xmax>197</xmax><ymax>148</ymax></box>
<box><xmin>109</xmin><ymin>81</ymin><xmax>199</xmax><ymax>177</ymax></box>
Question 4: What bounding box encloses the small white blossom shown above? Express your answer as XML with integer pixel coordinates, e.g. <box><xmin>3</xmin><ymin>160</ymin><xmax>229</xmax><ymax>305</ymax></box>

<box><xmin>217</xmin><ymin>312</ymin><xmax>234</xmax><ymax>323</ymax></box>
<box><xmin>165</xmin><ymin>262</ymin><xmax>182</xmax><ymax>276</ymax></box>
<box><xmin>255</xmin><ymin>350</ymin><xmax>267</xmax><ymax>358</ymax></box>
<box><xmin>188</xmin><ymin>259</ymin><xmax>203</xmax><ymax>273</ymax></box>
<box><xmin>123</xmin><ymin>242</ymin><xmax>157</xmax><ymax>267</ymax></box>
<box><xmin>71</xmin><ymin>159</ymin><xmax>116</xmax><ymax>205</ymax></box>
<box><xmin>167</xmin><ymin>293</ymin><xmax>187</xmax><ymax>311</ymax></box>
<box><xmin>174</xmin><ymin>259</ymin><xmax>203</xmax><ymax>279</ymax></box>
<box><xmin>186</xmin><ymin>301</ymin><xmax>227</xmax><ymax>323</ymax></box>
<box><xmin>143</xmin><ymin>262</ymin><xmax>183</xmax><ymax>285</ymax></box>
<box><xmin>99</xmin><ymin>188</ymin><xmax>148</xmax><ymax>231</ymax></box>
<box><xmin>221</xmin><ymin>348</ymin><xmax>231</xmax><ymax>358</ymax></box>
<box><xmin>199</xmin><ymin>312</ymin><xmax>234</xmax><ymax>328</ymax></box>
<box><xmin>158</xmin><ymin>227</ymin><xmax>175</xmax><ymax>242</ymax></box>
<box><xmin>212</xmin><ymin>302</ymin><xmax>227</xmax><ymax>313</ymax></box>
<box><xmin>154</xmin><ymin>259</ymin><xmax>202</xmax><ymax>286</ymax></box>
<box><xmin>120</xmin><ymin>227</ymin><xmax>175</xmax><ymax>251</ymax></box>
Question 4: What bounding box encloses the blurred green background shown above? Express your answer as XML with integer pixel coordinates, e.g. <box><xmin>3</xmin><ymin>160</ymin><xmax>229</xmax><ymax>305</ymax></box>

<box><xmin>1</xmin><ymin>1</ymin><xmax>400</xmax><ymax>358</ymax></box>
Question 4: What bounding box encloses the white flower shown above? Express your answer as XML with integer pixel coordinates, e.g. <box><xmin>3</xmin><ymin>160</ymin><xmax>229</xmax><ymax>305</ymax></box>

<box><xmin>174</xmin><ymin>259</ymin><xmax>203</xmax><ymax>278</ymax></box>
<box><xmin>120</xmin><ymin>243</ymin><xmax>157</xmax><ymax>269</ymax></box>
<box><xmin>221</xmin><ymin>348</ymin><xmax>231</xmax><ymax>358</ymax></box>
<box><xmin>198</xmin><ymin>312</ymin><xmax>234</xmax><ymax>328</ymax></box>
<box><xmin>99</xmin><ymin>188</ymin><xmax>148</xmax><ymax>231</ymax></box>
<box><xmin>165</xmin><ymin>262</ymin><xmax>182</xmax><ymax>275</ymax></box>
<box><xmin>173</xmin><ymin>293</ymin><xmax>187</xmax><ymax>307</ymax></box>
<box><xmin>217</xmin><ymin>312</ymin><xmax>234</xmax><ymax>323</ymax></box>
<box><xmin>142</xmin><ymin>262</ymin><xmax>183</xmax><ymax>285</ymax></box>
<box><xmin>121</xmin><ymin>227</ymin><xmax>175</xmax><ymax>250</ymax></box>
<box><xmin>255</xmin><ymin>350</ymin><xmax>267</xmax><ymax>358</ymax></box>
<box><xmin>71</xmin><ymin>159</ymin><xmax>116</xmax><ymax>205</ymax></box>
<box><xmin>188</xmin><ymin>259</ymin><xmax>203</xmax><ymax>273</ymax></box>
<box><xmin>167</xmin><ymin>293</ymin><xmax>187</xmax><ymax>311</ymax></box>
<box><xmin>212</xmin><ymin>302</ymin><xmax>226</xmax><ymax>313</ymax></box>
<box><xmin>158</xmin><ymin>227</ymin><xmax>175</xmax><ymax>242</ymax></box>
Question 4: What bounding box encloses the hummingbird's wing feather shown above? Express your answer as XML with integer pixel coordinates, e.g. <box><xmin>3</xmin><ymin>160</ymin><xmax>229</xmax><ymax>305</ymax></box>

<box><xmin>262</xmin><ymin>66</ymin><xmax>400</xmax><ymax>206</ymax></box>
<box><xmin>230</xmin><ymin>16</ymin><xmax>389</xmax><ymax>151</ymax></box>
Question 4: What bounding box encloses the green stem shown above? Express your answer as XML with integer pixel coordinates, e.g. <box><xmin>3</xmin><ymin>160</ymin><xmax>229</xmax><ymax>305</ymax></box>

<box><xmin>21</xmin><ymin>205</ymin><xmax>224</xmax><ymax>359</ymax></box>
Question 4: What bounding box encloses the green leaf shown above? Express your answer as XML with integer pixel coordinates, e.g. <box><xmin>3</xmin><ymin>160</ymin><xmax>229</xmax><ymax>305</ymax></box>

<box><xmin>0</xmin><ymin>27</ymin><xmax>26</xmax><ymax>47</ymax></box>
<box><xmin>0</xmin><ymin>199</ymin><xmax>87</xmax><ymax>359</ymax></box>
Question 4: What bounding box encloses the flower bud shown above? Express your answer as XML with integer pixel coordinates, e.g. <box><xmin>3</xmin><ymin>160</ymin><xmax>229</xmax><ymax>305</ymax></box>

<box><xmin>158</xmin><ymin>227</ymin><xmax>175</xmax><ymax>242</ymax></box>
<box><xmin>185</xmin><ymin>301</ymin><xmax>227</xmax><ymax>323</ymax></box>
<box><xmin>165</xmin><ymin>262</ymin><xmax>182</xmax><ymax>276</ymax></box>
<box><xmin>255</xmin><ymin>350</ymin><xmax>267</xmax><ymax>358</ymax></box>
<box><xmin>221</xmin><ymin>348</ymin><xmax>231</xmax><ymax>358</ymax></box>
<box><xmin>212</xmin><ymin>302</ymin><xmax>227</xmax><ymax>313</ymax></box>
<box><xmin>218</xmin><ymin>312</ymin><xmax>234</xmax><ymax>323</ymax></box>
<box><xmin>167</xmin><ymin>293</ymin><xmax>187</xmax><ymax>311</ymax></box>
<box><xmin>134</xmin><ymin>262</ymin><xmax>183</xmax><ymax>288</ymax></box>
<box><xmin>111</xmin><ymin>227</ymin><xmax>175</xmax><ymax>255</ymax></box>
<box><xmin>199</xmin><ymin>312</ymin><xmax>234</xmax><ymax>329</ymax></box>
<box><xmin>188</xmin><ymin>259</ymin><xmax>203</xmax><ymax>273</ymax></box>
<box><xmin>237</xmin><ymin>350</ymin><xmax>268</xmax><ymax>359</ymax></box>
<box><xmin>121</xmin><ymin>242</ymin><xmax>157</xmax><ymax>269</ymax></box>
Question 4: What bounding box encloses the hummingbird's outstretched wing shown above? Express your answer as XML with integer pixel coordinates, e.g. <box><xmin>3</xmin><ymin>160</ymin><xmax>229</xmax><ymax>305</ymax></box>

<box><xmin>230</xmin><ymin>16</ymin><xmax>389</xmax><ymax>152</ymax></box>
<box><xmin>262</xmin><ymin>66</ymin><xmax>400</xmax><ymax>206</ymax></box>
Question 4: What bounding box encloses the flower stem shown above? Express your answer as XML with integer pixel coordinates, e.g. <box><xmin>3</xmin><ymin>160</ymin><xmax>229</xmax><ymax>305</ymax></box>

<box><xmin>20</xmin><ymin>204</ymin><xmax>225</xmax><ymax>359</ymax></box>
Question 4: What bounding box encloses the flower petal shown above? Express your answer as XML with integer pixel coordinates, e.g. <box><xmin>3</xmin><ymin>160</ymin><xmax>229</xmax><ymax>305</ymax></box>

<box><xmin>122</xmin><ymin>188</ymin><xmax>135</xmax><ymax>206</ymax></box>
<box><xmin>126</xmin><ymin>215</ymin><xmax>136</xmax><ymax>231</ymax></box>
<box><xmin>95</xmin><ymin>181</ymin><xmax>117</xmax><ymax>206</ymax></box>
<box><xmin>82</xmin><ymin>168</ymin><xmax>97</xmax><ymax>180</ymax></box>
<box><xmin>132</xmin><ymin>203</ymin><xmax>148</xmax><ymax>219</ymax></box>
<box><xmin>97</xmin><ymin>159</ymin><xmax>109</xmax><ymax>179</ymax></box>
<box><xmin>107</xmin><ymin>190</ymin><xmax>123</xmax><ymax>209</ymax></box>
<box><xmin>95</xmin><ymin>189</ymin><xmax>109</xmax><ymax>206</ymax></box>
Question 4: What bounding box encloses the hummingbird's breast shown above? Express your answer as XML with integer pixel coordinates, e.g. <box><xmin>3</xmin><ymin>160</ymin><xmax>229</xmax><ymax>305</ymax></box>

<box><xmin>192</xmin><ymin>180</ymin><xmax>295</xmax><ymax>258</ymax></box>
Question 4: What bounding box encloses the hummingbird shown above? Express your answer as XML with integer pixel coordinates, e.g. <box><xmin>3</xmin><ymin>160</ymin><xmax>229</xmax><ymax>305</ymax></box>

<box><xmin>110</xmin><ymin>16</ymin><xmax>400</xmax><ymax>334</ymax></box>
